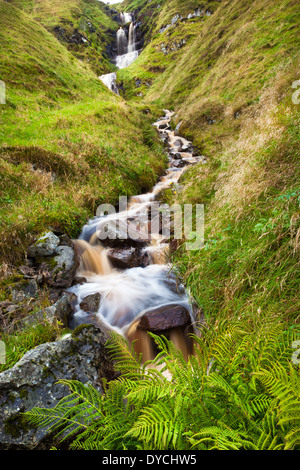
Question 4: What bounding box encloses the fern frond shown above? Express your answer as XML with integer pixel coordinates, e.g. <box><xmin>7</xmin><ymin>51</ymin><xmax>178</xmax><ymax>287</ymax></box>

<box><xmin>24</xmin><ymin>380</ymin><xmax>103</xmax><ymax>442</ymax></box>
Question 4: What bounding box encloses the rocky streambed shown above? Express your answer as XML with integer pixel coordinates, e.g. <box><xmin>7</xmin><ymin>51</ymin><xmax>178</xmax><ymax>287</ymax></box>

<box><xmin>0</xmin><ymin>110</ymin><xmax>206</xmax><ymax>449</ymax></box>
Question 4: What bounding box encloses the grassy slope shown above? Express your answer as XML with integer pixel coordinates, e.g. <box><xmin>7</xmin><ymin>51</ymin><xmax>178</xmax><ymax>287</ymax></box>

<box><xmin>121</xmin><ymin>0</ymin><xmax>300</xmax><ymax>328</ymax></box>
<box><xmin>8</xmin><ymin>0</ymin><xmax>119</xmax><ymax>75</ymax></box>
<box><xmin>0</xmin><ymin>1</ymin><xmax>166</xmax><ymax>266</ymax></box>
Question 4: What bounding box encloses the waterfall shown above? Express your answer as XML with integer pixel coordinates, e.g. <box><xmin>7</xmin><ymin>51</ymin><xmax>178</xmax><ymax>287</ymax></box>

<box><xmin>120</xmin><ymin>12</ymin><xmax>133</xmax><ymax>24</ymax></box>
<box><xmin>99</xmin><ymin>13</ymin><xmax>139</xmax><ymax>92</ymax></box>
<box><xmin>128</xmin><ymin>22</ymin><xmax>136</xmax><ymax>53</ymax></box>
<box><xmin>117</xmin><ymin>27</ymin><xmax>128</xmax><ymax>56</ymax></box>
<box><xmin>68</xmin><ymin>110</ymin><xmax>201</xmax><ymax>362</ymax></box>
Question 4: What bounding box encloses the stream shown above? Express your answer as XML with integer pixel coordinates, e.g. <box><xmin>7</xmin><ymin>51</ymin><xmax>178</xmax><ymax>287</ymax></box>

<box><xmin>69</xmin><ymin>13</ymin><xmax>206</xmax><ymax>362</ymax></box>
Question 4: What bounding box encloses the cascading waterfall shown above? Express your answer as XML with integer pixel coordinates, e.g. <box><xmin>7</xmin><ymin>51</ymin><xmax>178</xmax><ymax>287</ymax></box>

<box><xmin>68</xmin><ymin>110</ymin><xmax>203</xmax><ymax>363</ymax></box>
<box><xmin>117</xmin><ymin>27</ymin><xmax>128</xmax><ymax>56</ymax></box>
<box><xmin>128</xmin><ymin>22</ymin><xmax>136</xmax><ymax>53</ymax></box>
<box><xmin>120</xmin><ymin>12</ymin><xmax>133</xmax><ymax>24</ymax></box>
<box><xmin>99</xmin><ymin>12</ymin><xmax>139</xmax><ymax>92</ymax></box>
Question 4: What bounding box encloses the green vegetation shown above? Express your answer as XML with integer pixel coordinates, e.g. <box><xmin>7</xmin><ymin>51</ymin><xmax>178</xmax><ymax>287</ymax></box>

<box><xmin>25</xmin><ymin>325</ymin><xmax>300</xmax><ymax>450</ymax></box>
<box><xmin>8</xmin><ymin>0</ymin><xmax>119</xmax><ymax>75</ymax></box>
<box><xmin>1</xmin><ymin>0</ymin><xmax>300</xmax><ymax>451</ymax></box>
<box><xmin>0</xmin><ymin>1</ymin><xmax>165</xmax><ymax>266</ymax></box>
<box><xmin>0</xmin><ymin>321</ymin><xmax>62</xmax><ymax>373</ymax></box>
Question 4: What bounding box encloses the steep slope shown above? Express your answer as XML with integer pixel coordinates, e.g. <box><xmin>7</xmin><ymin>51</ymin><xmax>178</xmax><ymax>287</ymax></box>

<box><xmin>119</xmin><ymin>0</ymin><xmax>300</xmax><ymax>325</ymax></box>
<box><xmin>7</xmin><ymin>0</ymin><xmax>119</xmax><ymax>75</ymax></box>
<box><xmin>0</xmin><ymin>1</ymin><xmax>165</xmax><ymax>266</ymax></box>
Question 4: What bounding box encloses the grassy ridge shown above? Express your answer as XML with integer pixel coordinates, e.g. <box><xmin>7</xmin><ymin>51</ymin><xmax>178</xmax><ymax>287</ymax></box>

<box><xmin>8</xmin><ymin>0</ymin><xmax>119</xmax><ymax>75</ymax></box>
<box><xmin>120</xmin><ymin>0</ymin><xmax>300</xmax><ymax>328</ymax></box>
<box><xmin>0</xmin><ymin>1</ymin><xmax>166</xmax><ymax>266</ymax></box>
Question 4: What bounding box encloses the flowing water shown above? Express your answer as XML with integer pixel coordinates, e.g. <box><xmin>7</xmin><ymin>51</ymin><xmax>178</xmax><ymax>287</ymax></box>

<box><xmin>99</xmin><ymin>12</ymin><xmax>139</xmax><ymax>91</ymax></box>
<box><xmin>83</xmin><ymin>13</ymin><xmax>205</xmax><ymax>361</ymax></box>
<box><xmin>68</xmin><ymin>109</ymin><xmax>205</xmax><ymax>361</ymax></box>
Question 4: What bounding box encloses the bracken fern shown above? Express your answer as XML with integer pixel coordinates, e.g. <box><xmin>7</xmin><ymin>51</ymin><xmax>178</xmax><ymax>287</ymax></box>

<box><xmin>24</xmin><ymin>320</ymin><xmax>300</xmax><ymax>450</ymax></box>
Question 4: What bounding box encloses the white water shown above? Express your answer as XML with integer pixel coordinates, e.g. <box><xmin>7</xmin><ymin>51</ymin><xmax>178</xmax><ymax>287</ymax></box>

<box><xmin>128</xmin><ymin>22</ymin><xmax>136</xmax><ymax>53</ymax></box>
<box><xmin>120</xmin><ymin>12</ymin><xmax>133</xmax><ymax>24</ymax></box>
<box><xmin>116</xmin><ymin>28</ymin><xmax>128</xmax><ymax>56</ymax></box>
<box><xmin>98</xmin><ymin>72</ymin><xmax>119</xmax><ymax>94</ymax></box>
<box><xmin>68</xmin><ymin>110</ymin><xmax>203</xmax><ymax>360</ymax></box>
<box><xmin>100</xmin><ymin>12</ymin><xmax>139</xmax><ymax>91</ymax></box>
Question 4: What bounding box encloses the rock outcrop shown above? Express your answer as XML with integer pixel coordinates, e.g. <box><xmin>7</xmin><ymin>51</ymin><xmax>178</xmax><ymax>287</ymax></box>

<box><xmin>0</xmin><ymin>325</ymin><xmax>115</xmax><ymax>450</ymax></box>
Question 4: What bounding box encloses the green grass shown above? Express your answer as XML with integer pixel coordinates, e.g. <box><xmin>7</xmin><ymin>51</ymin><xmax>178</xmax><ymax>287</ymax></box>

<box><xmin>8</xmin><ymin>0</ymin><xmax>119</xmax><ymax>75</ymax></box>
<box><xmin>0</xmin><ymin>2</ymin><xmax>166</xmax><ymax>265</ymax></box>
<box><xmin>119</xmin><ymin>0</ymin><xmax>300</xmax><ymax>331</ymax></box>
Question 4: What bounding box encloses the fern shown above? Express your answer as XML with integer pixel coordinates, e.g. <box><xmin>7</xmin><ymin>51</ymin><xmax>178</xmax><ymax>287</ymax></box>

<box><xmin>24</xmin><ymin>320</ymin><xmax>300</xmax><ymax>450</ymax></box>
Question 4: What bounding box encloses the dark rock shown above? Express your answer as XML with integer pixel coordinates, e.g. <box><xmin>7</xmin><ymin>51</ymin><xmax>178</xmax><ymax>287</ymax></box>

<box><xmin>107</xmin><ymin>247</ymin><xmax>150</xmax><ymax>269</ymax></box>
<box><xmin>172</xmin><ymin>152</ymin><xmax>182</xmax><ymax>160</ymax></box>
<box><xmin>137</xmin><ymin>304</ymin><xmax>191</xmax><ymax>332</ymax></box>
<box><xmin>72</xmin><ymin>276</ymin><xmax>88</xmax><ymax>286</ymax></box>
<box><xmin>58</xmin><ymin>234</ymin><xmax>74</xmax><ymax>247</ymax></box>
<box><xmin>79</xmin><ymin>293</ymin><xmax>101</xmax><ymax>313</ymax></box>
<box><xmin>0</xmin><ymin>325</ymin><xmax>115</xmax><ymax>450</ymax></box>
<box><xmin>70</xmin><ymin>28</ymin><xmax>90</xmax><ymax>45</ymax></box>
<box><xmin>181</xmin><ymin>144</ymin><xmax>194</xmax><ymax>153</ymax></box>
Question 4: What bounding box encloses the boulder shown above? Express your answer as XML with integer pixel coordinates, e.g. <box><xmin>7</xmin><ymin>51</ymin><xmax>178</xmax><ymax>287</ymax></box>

<box><xmin>9</xmin><ymin>279</ymin><xmax>39</xmax><ymax>303</ymax></box>
<box><xmin>137</xmin><ymin>304</ymin><xmax>191</xmax><ymax>332</ymax></box>
<box><xmin>172</xmin><ymin>159</ymin><xmax>186</xmax><ymax>168</ymax></box>
<box><xmin>36</xmin><ymin>244</ymin><xmax>79</xmax><ymax>289</ymax></box>
<box><xmin>107</xmin><ymin>247</ymin><xmax>150</xmax><ymax>269</ymax></box>
<box><xmin>28</xmin><ymin>231</ymin><xmax>60</xmax><ymax>258</ymax></box>
<box><xmin>0</xmin><ymin>325</ymin><xmax>115</xmax><ymax>450</ymax></box>
<box><xmin>79</xmin><ymin>293</ymin><xmax>101</xmax><ymax>313</ymax></box>
<box><xmin>98</xmin><ymin>220</ymin><xmax>150</xmax><ymax>248</ymax></box>
<box><xmin>18</xmin><ymin>293</ymin><xmax>76</xmax><ymax>329</ymax></box>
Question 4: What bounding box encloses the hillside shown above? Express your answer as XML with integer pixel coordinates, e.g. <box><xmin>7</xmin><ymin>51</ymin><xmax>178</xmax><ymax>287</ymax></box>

<box><xmin>0</xmin><ymin>1</ymin><xmax>165</xmax><ymax>266</ymax></box>
<box><xmin>0</xmin><ymin>0</ymin><xmax>299</xmax><ymax>452</ymax></box>
<box><xmin>7</xmin><ymin>0</ymin><xmax>119</xmax><ymax>74</ymax></box>
<box><xmin>118</xmin><ymin>0</ymin><xmax>300</xmax><ymax>324</ymax></box>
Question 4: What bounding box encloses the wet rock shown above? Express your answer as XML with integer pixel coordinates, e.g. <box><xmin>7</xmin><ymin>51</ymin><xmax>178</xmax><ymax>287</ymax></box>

<box><xmin>172</xmin><ymin>159</ymin><xmax>186</xmax><ymax>168</ymax></box>
<box><xmin>28</xmin><ymin>231</ymin><xmax>60</xmax><ymax>258</ymax></box>
<box><xmin>98</xmin><ymin>220</ymin><xmax>150</xmax><ymax>248</ymax></box>
<box><xmin>72</xmin><ymin>276</ymin><xmax>88</xmax><ymax>286</ymax></box>
<box><xmin>171</xmin><ymin>152</ymin><xmax>182</xmax><ymax>160</ymax></box>
<box><xmin>158</xmin><ymin>123</ymin><xmax>169</xmax><ymax>130</ymax></box>
<box><xmin>0</xmin><ymin>325</ymin><xmax>115</xmax><ymax>450</ymax></box>
<box><xmin>137</xmin><ymin>304</ymin><xmax>191</xmax><ymax>332</ymax></box>
<box><xmin>107</xmin><ymin>247</ymin><xmax>150</xmax><ymax>269</ymax></box>
<box><xmin>79</xmin><ymin>293</ymin><xmax>101</xmax><ymax>313</ymax></box>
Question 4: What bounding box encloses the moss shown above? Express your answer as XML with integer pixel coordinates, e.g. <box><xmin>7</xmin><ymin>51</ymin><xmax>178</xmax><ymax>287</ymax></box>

<box><xmin>71</xmin><ymin>323</ymin><xmax>95</xmax><ymax>339</ymax></box>
<box><xmin>19</xmin><ymin>389</ymin><xmax>28</xmax><ymax>400</ymax></box>
<box><xmin>4</xmin><ymin>414</ymin><xmax>33</xmax><ymax>438</ymax></box>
